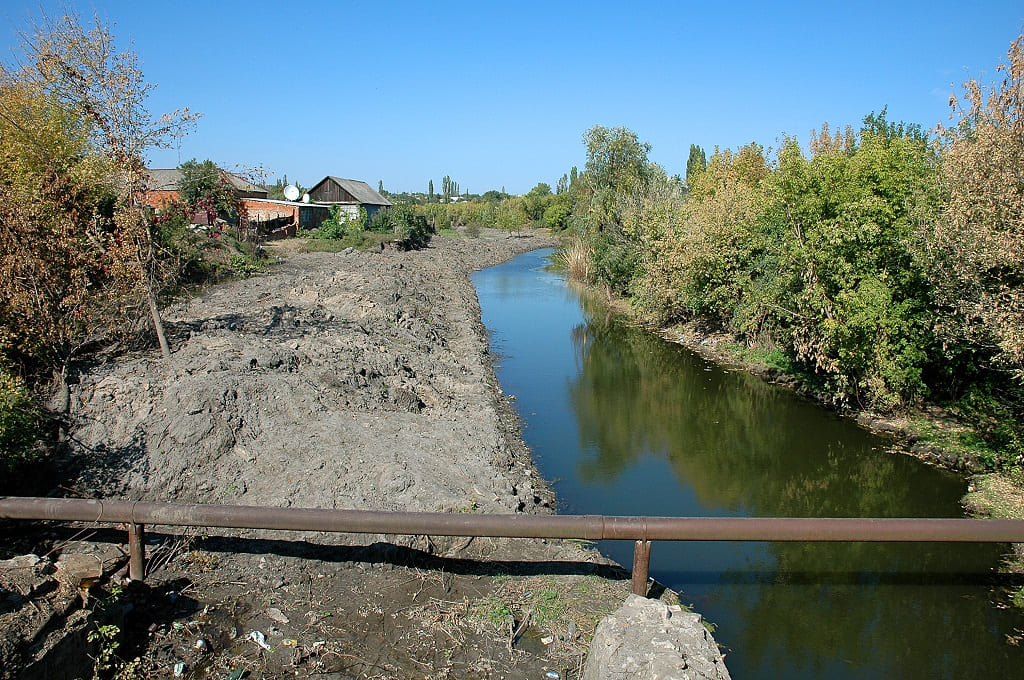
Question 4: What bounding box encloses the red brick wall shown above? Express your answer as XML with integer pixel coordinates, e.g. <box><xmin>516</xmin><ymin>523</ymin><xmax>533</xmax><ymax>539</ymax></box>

<box><xmin>145</xmin><ymin>190</ymin><xmax>179</xmax><ymax>209</ymax></box>
<box><xmin>241</xmin><ymin>199</ymin><xmax>299</xmax><ymax>222</ymax></box>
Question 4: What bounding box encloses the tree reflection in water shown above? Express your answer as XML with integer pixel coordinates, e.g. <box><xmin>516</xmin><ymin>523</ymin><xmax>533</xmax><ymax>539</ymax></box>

<box><xmin>475</xmin><ymin>250</ymin><xmax>1024</xmax><ymax>680</ymax></box>
<box><xmin>564</xmin><ymin>286</ymin><xmax>1021</xmax><ymax>680</ymax></box>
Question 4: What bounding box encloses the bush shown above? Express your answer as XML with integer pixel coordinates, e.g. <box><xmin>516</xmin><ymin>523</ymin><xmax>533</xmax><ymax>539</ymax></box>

<box><xmin>389</xmin><ymin>205</ymin><xmax>433</xmax><ymax>250</ymax></box>
<box><xmin>0</xmin><ymin>368</ymin><xmax>39</xmax><ymax>473</ymax></box>
<box><xmin>953</xmin><ymin>384</ymin><xmax>1024</xmax><ymax>467</ymax></box>
<box><xmin>367</xmin><ymin>208</ymin><xmax>393</xmax><ymax>233</ymax></box>
<box><xmin>589</xmin><ymin>234</ymin><xmax>639</xmax><ymax>296</ymax></box>
<box><xmin>311</xmin><ymin>206</ymin><xmax>366</xmax><ymax>240</ymax></box>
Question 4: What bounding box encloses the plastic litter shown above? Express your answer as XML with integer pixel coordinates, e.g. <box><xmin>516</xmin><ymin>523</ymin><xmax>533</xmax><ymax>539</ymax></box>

<box><xmin>194</xmin><ymin>638</ymin><xmax>210</xmax><ymax>652</ymax></box>
<box><xmin>248</xmin><ymin>630</ymin><xmax>272</xmax><ymax>651</ymax></box>
<box><xmin>545</xmin><ymin>672</ymin><xmax>561</xmax><ymax>679</ymax></box>
<box><xmin>172</xmin><ymin>662</ymin><xmax>185</xmax><ymax>677</ymax></box>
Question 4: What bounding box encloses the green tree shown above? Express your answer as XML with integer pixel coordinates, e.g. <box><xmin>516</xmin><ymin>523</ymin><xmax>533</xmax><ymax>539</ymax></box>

<box><xmin>494</xmin><ymin>197</ymin><xmax>528</xmax><ymax>236</ymax></box>
<box><xmin>633</xmin><ymin>144</ymin><xmax>764</xmax><ymax>327</ymax></box>
<box><xmin>177</xmin><ymin>159</ymin><xmax>239</xmax><ymax>223</ymax></box>
<box><xmin>582</xmin><ymin>125</ymin><xmax>653</xmax><ymax>228</ymax></box>
<box><xmin>764</xmin><ymin>116</ymin><xmax>937</xmax><ymax>409</ymax></box>
<box><xmin>685</xmin><ymin>144</ymin><xmax>707</xmax><ymax>185</ymax></box>
<box><xmin>543</xmin><ymin>193</ymin><xmax>572</xmax><ymax>230</ymax></box>
<box><xmin>523</xmin><ymin>182</ymin><xmax>553</xmax><ymax>221</ymax></box>
<box><xmin>575</xmin><ymin>126</ymin><xmax>656</xmax><ymax>295</ymax></box>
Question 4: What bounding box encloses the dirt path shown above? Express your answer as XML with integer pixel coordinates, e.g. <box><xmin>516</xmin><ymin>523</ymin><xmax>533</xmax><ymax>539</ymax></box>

<box><xmin>3</xmin><ymin>233</ymin><xmax>642</xmax><ymax>679</ymax></box>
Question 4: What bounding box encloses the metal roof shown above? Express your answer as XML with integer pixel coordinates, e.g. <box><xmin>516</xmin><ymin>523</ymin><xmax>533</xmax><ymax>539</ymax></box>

<box><xmin>146</xmin><ymin>168</ymin><xmax>182</xmax><ymax>191</ymax></box>
<box><xmin>145</xmin><ymin>168</ymin><xmax>268</xmax><ymax>194</ymax></box>
<box><xmin>322</xmin><ymin>177</ymin><xmax>392</xmax><ymax>206</ymax></box>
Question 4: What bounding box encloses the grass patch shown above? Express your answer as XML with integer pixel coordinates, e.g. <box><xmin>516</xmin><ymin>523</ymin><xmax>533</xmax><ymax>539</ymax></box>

<box><xmin>471</xmin><ymin>595</ymin><xmax>513</xmax><ymax>628</ymax></box>
<box><xmin>962</xmin><ymin>470</ymin><xmax>1024</xmax><ymax>607</ymax></box>
<box><xmin>909</xmin><ymin>415</ymin><xmax>1005</xmax><ymax>470</ymax></box>
<box><xmin>470</xmin><ymin>573</ymin><xmax>629</xmax><ymax>649</ymax></box>
<box><xmin>717</xmin><ymin>341</ymin><xmax>792</xmax><ymax>372</ymax></box>
<box><xmin>963</xmin><ymin>468</ymin><xmax>1024</xmax><ymax>520</ymax></box>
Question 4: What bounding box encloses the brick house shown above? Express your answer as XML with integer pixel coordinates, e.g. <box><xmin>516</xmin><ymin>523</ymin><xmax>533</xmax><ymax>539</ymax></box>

<box><xmin>143</xmin><ymin>168</ymin><xmax>268</xmax><ymax>210</ymax></box>
<box><xmin>241</xmin><ymin>198</ymin><xmax>330</xmax><ymax>238</ymax></box>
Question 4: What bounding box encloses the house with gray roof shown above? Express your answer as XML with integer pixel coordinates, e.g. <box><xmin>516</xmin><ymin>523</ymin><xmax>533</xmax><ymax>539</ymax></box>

<box><xmin>145</xmin><ymin>168</ymin><xmax>268</xmax><ymax>197</ymax></box>
<box><xmin>143</xmin><ymin>167</ymin><xmax>267</xmax><ymax>211</ymax></box>
<box><xmin>307</xmin><ymin>176</ymin><xmax>392</xmax><ymax>220</ymax></box>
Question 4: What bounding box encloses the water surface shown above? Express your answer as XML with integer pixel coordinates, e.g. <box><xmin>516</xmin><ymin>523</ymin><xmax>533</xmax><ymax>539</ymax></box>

<box><xmin>472</xmin><ymin>248</ymin><xmax>1024</xmax><ymax>680</ymax></box>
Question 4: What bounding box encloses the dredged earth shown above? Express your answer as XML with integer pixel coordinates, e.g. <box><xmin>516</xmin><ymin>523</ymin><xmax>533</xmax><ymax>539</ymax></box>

<box><xmin>2</xmin><ymin>232</ymin><xmax>642</xmax><ymax>679</ymax></box>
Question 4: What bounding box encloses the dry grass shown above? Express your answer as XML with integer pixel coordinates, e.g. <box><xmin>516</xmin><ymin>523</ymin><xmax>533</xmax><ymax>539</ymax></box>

<box><xmin>557</xmin><ymin>236</ymin><xmax>592</xmax><ymax>283</ymax></box>
<box><xmin>963</xmin><ymin>469</ymin><xmax>1024</xmax><ymax>521</ymax></box>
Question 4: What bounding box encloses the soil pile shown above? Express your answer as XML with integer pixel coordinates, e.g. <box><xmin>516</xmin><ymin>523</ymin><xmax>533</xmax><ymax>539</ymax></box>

<box><xmin>70</xmin><ymin>235</ymin><xmax>558</xmax><ymax>520</ymax></box>
<box><xmin>4</xmin><ymin>233</ymin><xmax>649</xmax><ymax>679</ymax></box>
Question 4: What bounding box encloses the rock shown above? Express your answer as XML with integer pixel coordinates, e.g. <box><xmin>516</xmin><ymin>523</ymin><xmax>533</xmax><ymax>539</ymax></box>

<box><xmin>0</xmin><ymin>554</ymin><xmax>53</xmax><ymax>599</ymax></box>
<box><xmin>0</xmin><ymin>554</ymin><xmax>45</xmax><ymax>570</ymax></box>
<box><xmin>266</xmin><ymin>607</ymin><xmax>290</xmax><ymax>624</ymax></box>
<box><xmin>54</xmin><ymin>554</ymin><xmax>103</xmax><ymax>584</ymax></box>
<box><xmin>583</xmin><ymin>595</ymin><xmax>731</xmax><ymax>680</ymax></box>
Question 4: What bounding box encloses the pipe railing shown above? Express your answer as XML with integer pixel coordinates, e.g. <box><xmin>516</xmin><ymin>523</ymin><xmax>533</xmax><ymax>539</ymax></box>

<box><xmin>4</xmin><ymin>496</ymin><xmax>1024</xmax><ymax>596</ymax></box>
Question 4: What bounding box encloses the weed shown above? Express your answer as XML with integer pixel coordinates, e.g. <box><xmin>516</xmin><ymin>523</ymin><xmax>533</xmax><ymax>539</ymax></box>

<box><xmin>229</xmin><ymin>254</ymin><xmax>262</xmax><ymax>277</ymax></box>
<box><xmin>88</xmin><ymin>624</ymin><xmax>124</xmax><ymax>679</ymax></box>
<box><xmin>471</xmin><ymin>595</ymin><xmax>513</xmax><ymax>628</ymax></box>
<box><xmin>531</xmin><ymin>588</ymin><xmax>566</xmax><ymax>627</ymax></box>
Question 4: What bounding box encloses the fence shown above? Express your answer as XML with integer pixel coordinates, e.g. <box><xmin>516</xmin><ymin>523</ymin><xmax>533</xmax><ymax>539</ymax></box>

<box><xmin>3</xmin><ymin>496</ymin><xmax>1024</xmax><ymax>596</ymax></box>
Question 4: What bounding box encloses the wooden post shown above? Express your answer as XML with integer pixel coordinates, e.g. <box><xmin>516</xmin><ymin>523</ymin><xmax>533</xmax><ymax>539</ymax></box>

<box><xmin>127</xmin><ymin>523</ymin><xmax>145</xmax><ymax>581</ymax></box>
<box><xmin>631</xmin><ymin>539</ymin><xmax>652</xmax><ymax>597</ymax></box>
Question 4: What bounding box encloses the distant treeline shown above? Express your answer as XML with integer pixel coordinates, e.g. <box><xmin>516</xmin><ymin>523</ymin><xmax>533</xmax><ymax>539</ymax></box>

<box><xmin>550</xmin><ymin>37</ymin><xmax>1024</xmax><ymax>466</ymax></box>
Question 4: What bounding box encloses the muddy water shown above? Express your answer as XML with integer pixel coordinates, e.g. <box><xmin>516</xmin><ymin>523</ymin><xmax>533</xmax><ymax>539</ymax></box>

<box><xmin>472</xmin><ymin>248</ymin><xmax>1024</xmax><ymax>680</ymax></box>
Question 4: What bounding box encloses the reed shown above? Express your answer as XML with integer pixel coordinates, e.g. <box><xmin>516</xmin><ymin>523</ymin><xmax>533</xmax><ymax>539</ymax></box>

<box><xmin>558</xmin><ymin>237</ymin><xmax>592</xmax><ymax>283</ymax></box>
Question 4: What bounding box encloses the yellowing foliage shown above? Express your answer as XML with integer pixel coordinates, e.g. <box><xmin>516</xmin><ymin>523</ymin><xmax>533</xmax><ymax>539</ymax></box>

<box><xmin>933</xmin><ymin>36</ymin><xmax>1024</xmax><ymax>381</ymax></box>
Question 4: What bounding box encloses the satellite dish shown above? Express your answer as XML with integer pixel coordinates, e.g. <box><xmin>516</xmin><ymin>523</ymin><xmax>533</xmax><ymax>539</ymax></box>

<box><xmin>283</xmin><ymin>184</ymin><xmax>300</xmax><ymax>201</ymax></box>
<box><xmin>301</xmin><ymin>193</ymin><xmax>311</xmax><ymax>203</ymax></box>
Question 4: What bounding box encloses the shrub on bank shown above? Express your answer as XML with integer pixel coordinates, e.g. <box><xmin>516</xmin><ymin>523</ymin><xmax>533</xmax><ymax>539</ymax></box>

<box><xmin>310</xmin><ymin>206</ymin><xmax>367</xmax><ymax>240</ymax></box>
<box><xmin>0</xmin><ymin>367</ymin><xmax>40</xmax><ymax>474</ymax></box>
<box><xmin>389</xmin><ymin>206</ymin><xmax>433</xmax><ymax>250</ymax></box>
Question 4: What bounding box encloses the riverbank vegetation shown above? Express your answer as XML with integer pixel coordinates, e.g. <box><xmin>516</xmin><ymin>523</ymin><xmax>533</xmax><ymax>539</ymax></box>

<box><xmin>553</xmin><ymin>35</ymin><xmax>1024</xmax><ymax>472</ymax></box>
<box><xmin>0</xmin><ymin>14</ymin><xmax>260</xmax><ymax>481</ymax></box>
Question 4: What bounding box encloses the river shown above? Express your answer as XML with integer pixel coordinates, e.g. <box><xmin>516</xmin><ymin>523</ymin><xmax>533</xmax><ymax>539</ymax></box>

<box><xmin>472</xmin><ymin>248</ymin><xmax>1024</xmax><ymax>680</ymax></box>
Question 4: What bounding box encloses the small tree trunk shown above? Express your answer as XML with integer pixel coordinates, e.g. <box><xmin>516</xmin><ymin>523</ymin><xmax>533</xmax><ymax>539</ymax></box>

<box><xmin>50</xmin><ymin>364</ymin><xmax>70</xmax><ymax>415</ymax></box>
<box><xmin>146</xmin><ymin>280</ymin><xmax>170</xmax><ymax>360</ymax></box>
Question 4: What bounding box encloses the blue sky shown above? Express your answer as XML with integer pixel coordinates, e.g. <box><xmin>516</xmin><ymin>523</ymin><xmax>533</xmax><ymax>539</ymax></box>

<box><xmin>2</xmin><ymin>1</ymin><xmax>1022</xmax><ymax>194</ymax></box>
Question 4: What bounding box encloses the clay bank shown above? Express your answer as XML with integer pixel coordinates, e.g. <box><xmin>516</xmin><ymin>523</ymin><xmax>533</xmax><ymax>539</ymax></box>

<box><xmin>1</xmin><ymin>233</ymin><xmax>722</xmax><ymax>679</ymax></box>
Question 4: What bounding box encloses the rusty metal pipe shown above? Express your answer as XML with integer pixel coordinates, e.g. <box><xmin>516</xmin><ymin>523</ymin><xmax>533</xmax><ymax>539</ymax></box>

<box><xmin>127</xmin><ymin>523</ymin><xmax>145</xmax><ymax>581</ymax></box>
<box><xmin>631</xmin><ymin>540</ymin><xmax>652</xmax><ymax>596</ymax></box>
<box><xmin>3</xmin><ymin>497</ymin><xmax>1024</xmax><ymax>543</ymax></box>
